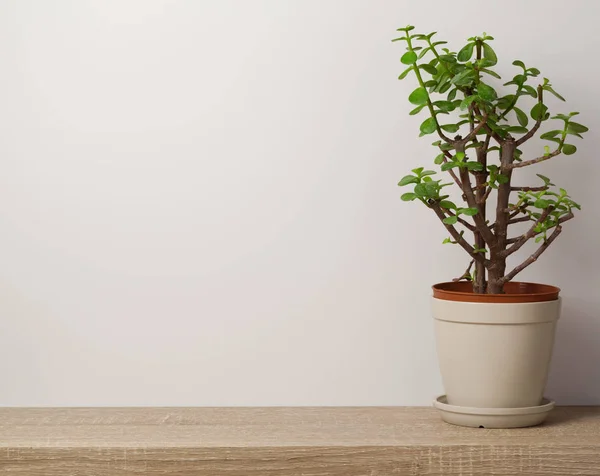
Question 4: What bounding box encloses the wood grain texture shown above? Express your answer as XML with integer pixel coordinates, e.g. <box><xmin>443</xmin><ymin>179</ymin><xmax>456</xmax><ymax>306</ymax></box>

<box><xmin>1</xmin><ymin>406</ymin><xmax>600</xmax><ymax>475</ymax></box>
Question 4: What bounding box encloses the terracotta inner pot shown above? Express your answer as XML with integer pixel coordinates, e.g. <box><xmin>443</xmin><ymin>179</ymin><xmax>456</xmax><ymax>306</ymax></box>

<box><xmin>432</xmin><ymin>281</ymin><xmax>560</xmax><ymax>303</ymax></box>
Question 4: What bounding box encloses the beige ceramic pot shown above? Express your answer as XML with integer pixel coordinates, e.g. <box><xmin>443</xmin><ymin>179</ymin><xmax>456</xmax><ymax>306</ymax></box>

<box><xmin>431</xmin><ymin>282</ymin><xmax>561</xmax><ymax>427</ymax></box>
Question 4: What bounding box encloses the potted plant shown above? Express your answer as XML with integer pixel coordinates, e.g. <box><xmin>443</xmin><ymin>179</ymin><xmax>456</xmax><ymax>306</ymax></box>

<box><xmin>393</xmin><ymin>26</ymin><xmax>587</xmax><ymax>428</ymax></box>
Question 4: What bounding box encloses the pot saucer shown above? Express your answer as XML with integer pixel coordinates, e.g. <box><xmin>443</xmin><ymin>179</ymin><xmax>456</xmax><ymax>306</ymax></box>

<box><xmin>433</xmin><ymin>395</ymin><xmax>555</xmax><ymax>429</ymax></box>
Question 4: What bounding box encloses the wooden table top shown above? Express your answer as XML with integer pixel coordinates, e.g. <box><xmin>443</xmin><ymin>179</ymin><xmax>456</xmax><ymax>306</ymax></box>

<box><xmin>2</xmin><ymin>406</ymin><xmax>599</xmax><ymax>475</ymax></box>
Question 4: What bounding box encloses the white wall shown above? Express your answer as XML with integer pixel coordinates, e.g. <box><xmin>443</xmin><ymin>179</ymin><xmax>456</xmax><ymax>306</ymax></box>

<box><xmin>0</xmin><ymin>0</ymin><xmax>598</xmax><ymax>406</ymax></box>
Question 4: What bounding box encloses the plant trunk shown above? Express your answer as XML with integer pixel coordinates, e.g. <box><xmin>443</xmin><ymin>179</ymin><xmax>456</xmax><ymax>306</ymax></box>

<box><xmin>488</xmin><ymin>139</ymin><xmax>516</xmax><ymax>294</ymax></box>
<box><xmin>473</xmin><ymin>142</ymin><xmax>488</xmax><ymax>293</ymax></box>
<box><xmin>486</xmin><ymin>255</ymin><xmax>506</xmax><ymax>294</ymax></box>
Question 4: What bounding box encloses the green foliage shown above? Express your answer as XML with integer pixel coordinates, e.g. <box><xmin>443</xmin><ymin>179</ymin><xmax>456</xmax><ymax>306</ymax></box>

<box><xmin>420</xmin><ymin>117</ymin><xmax>437</xmax><ymax>135</ymax></box>
<box><xmin>443</xmin><ymin>216</ymin><xmax>458</xmax><ymax>225</ymax></box>
<box><xmin>393</xmin><ymin>25</ymin><xmax>587</xmax><ymax>287</ymax></box>
<box><xmin>409</xmin><ymin>87</ymin><xmax>429</xmax><ymax>105</ymax></box>
<box><xmin>457</xmin><ymin>43</ymin><xmax>474</xmax><ymax>62</ymax></box>
<box><xmin>401</xmin><ymin>51</ymin><xmax>418</xmax><ymax>65</ymax></box>
<box><xmin>477</xmin><ymin>82</ymin><xmax>497</xmax><ymax>102</ymax></box>
<box><xmin>514</xmin><ymin>107</ymin><xmax>528</xmax><ymax>127</ymax></box>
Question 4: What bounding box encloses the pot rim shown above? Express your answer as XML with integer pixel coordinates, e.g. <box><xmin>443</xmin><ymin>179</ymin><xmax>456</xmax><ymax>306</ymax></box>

<box><xmin>432</xmin><ymin>281</ymin><xmax>560</xmax><ymax>303</ymax></box>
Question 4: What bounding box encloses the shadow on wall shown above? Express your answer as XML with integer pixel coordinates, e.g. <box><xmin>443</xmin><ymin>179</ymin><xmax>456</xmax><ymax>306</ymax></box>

<box><xmin>546</xmin><ymin>300</ymin><xmax>600</xmax><ymax>405</ymax></box>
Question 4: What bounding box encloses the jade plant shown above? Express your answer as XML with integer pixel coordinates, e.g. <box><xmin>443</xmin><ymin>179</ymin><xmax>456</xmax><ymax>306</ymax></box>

<box><xmin>394</xmin><ymin>26</ymin><xmax>587</xmax><ymax>294</ymax></box>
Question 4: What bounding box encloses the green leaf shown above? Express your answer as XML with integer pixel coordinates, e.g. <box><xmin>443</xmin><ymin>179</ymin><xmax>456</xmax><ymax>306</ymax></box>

<box><xmin>540</xmin><ymin>130</ymin><xmax>561</xmax><ymax>140</ymax></box>
<box><xmin>455</xmin><ymin>152</ymin><xmax>465</xmax><ymax>161</ymax></box>
<box><xmin>408</xmin><ymin>87</ymin><xmax>429</xmax><ymax>105</ymax></box>
<box><xmin>536</xmin><ymin>174</ymin><xmax>554</xmax><ymax>186</ymax></box>
<box><xmin>534</xmin><ymin>199</ymin><xmax>551</xmax><ymax>209</ymax></box>
<box><xmin>447</xmin><ymin>88</ymin><xmax>458</xmax><ymax>101</ymax></box>
<box><xmin>457</xmin><ymin>43</ymin><xmax>475</xmax><ymax>62</ymax></box>
<box><xmin>438</xmin><ymin>81</ymin><xmax>452</xmax><ymax>94</ymax></box>
<box><xmin>434</xmin><ymin>153</ymin><xmax>445</xmax><ymax>165</ymax></box>
<box><xmin>409</xmin><ymin>104</ymin><xmax>427</xmax><ymax>115</ymax></box>
<box><xmin>398</xmin><ymin>66</ymin><xmax>414</xmax><ymax>80</ymax></box>
<box><xmin>461</xmin><ymin>207</ymin><xmax>479</xmax><ymax>216</ymax></box>
<box><xmin>477</xmin><ymin>82</ymin><xmax>497</xmax><ymax>102</ymax></box>
<box><xmin>567</xmin><ymin>122</ymin><xmax>589</xmax><ymax>134</ymax></box>
<box><xmin>441</xmin><ymin>162</ymin><xmax>459</xmax><ymax>171</ymax></box>
<box><xmin>496</xmin><ymin>95</ymin><xmax>514</xmax><ymax>110</ymax></box>
<box><xmin>512</xmin><ymin>60</ymin><xmax>526</xmax><ymax>69</ymax></box>
<box><xmin>443</xmin><ymin>216</ymin><xmax>458</xmax><ymax>225</ymax></box>
<box><xmin>465</xmin><ymin>162</ymin><xmax>484</xmax><ymax>171</ymax></box>
<box><xmin>460</xmin><ymin>95</ymin><xmax>477</xmax><ymax>110</ymax></box>
<box><xmin>440</xmin><ymin>124</ymin><xmax>460</xmax><ymax>133</ymax></box>
<box><xmin>544</xmin><ymin>85</ymin><xmax>566</xmax><ymax>101</ymax></box>
<box><xmin>396</xmin><ymin>25</ymin><xmax>415</xmax><ymax>32</ymax></box>
<box><xmin>433</xmin><ymin>100</ymin><xmax>455</xmax><ymax>112</ymax></box>
<box><xmin>414</xmin><ymin>183</ymin><xmax>427</xmax><ymax>197</ymax></box>
<box><xmin>522</xmin><ymin>85</ymin><xmax>538</xmax><ymax>98</ymax></box>
<box><xmin>401</xmin><ymin>192</ymin><xmax>417</xmax><ymax>201</ymax></box>
<box><xmin>442</xmin><ymin>237</ymin><xmax>452</xmax><ymax>244</ymax></box>
<box><xmin>418</xmin><ymin>47</ymin><xmax>432</xmax><ymax>59</ymax></box>
<box><xmin>514</xmin><ymin>107</ymin><xmax>529</xmax><ymax>127</ymax></box>
<box><xmin>440</xmin><ymin>200</ymin><xmax>457</xmax><ymax>209</ymax></box>
<box><xmin>562</xmin><ymin>144</ymin><xmax>577</xmax><ymax>155</ymax></box>
<box><xmin>424</xmin><ymin>182</ymin><xmax>438</xmax><ymax>197</ymax></box>
<box><xmin>420</xmin><ymin>117</ymin><xmax>437</xmax><ymax>135</ymax></box>
<box><xmin>507</xmin><ymin>126</ymin><xmax>528</xmax><ymax>134</ymax></box>
<box><xmin>401</xmin><ymin>51</ymin><xmax>418</xmax><ymax>65</ymax></box>
<box><xmin>398</xmin><ymin>175</ymin><xmax>418</xmax><ymax>186</ymax></box>
<box><xmin>421</xmin><ymin>170</ymin><xmax>437</xmax><ymax>177</ymax></box>
<box><xmin>438</xmin><ymin>54</ymin><xmax>457</xmax><ymax>63</ymax></box>
<box><xmin>452</xmin><ymin>69</ymin><xmax>476</xmax><ymax>87</ymax></box>
<box><xmin>531</xmin><ymin>103</ymin><xmax>549</xmax><ymax>121</ymax></box>
<box><xmin>481</xmin><ymin>68</ymin><xmax>501</xmax><ymax>79</ymax></box>
<box><xmin>420</xmin><ymin>64</ymin><xmax>438</xmax><ymax>75</ymax></box>
<box><xmin>482</xmin><ymin>43</ymin><xmax>498</xmax><ymax>65</ymax></box>
<box><xmin>411</xmin><ymin>167</ymin><xmax>424</xmax><ymax>175</ymax></box>
<box><xmin>496</xmin><ymin>174</ymin><xmax>509</xmax><ymax>184</ymax></box>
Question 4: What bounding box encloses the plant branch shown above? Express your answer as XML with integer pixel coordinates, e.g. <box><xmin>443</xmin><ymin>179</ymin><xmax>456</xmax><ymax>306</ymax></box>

<box><xmin>461</xmin><ymin>114</ymin><xmax>489</xmax><ymax>143</ymax></box>
<box><xmin>430</xmin><ymin>202</ymin><xmax>486</xmax><ymax>263</ymax></box>
<box><xmin>459</xmin><ymin>167</ymin><xmax>496</xmax><ymax>245</ymax></box>
<box><xmin>502</xmin><ymin>208</ymin><xmax>553</xmax><ymax>257</ymax></box>
<box><xmin>480</xmin><ymin>186</ymin><xmax>492</xmax><ymax>204</ymax></box>
<box><xmin>509</xmin><ymin>205</ymin><xmax>528</xmax><ymax>219</ymax></box>
<box><xmin>507</xmin><ymin>211</ymin><xmax>574</xmax><ymax>244</ymax></box>
<box><xmin>467</xmin><ymin>97</ymin><xmax>504</xmax><ymax>145</ymax></box>
<box><xmin>508</xmin><ymin>215</ymin><xmax>532</xmax><ymax>225</ymax></box>
<box><xmin>443</xmin><ymin>209</ymin><xmax>476</xmax><ymax>232</ymax></box>
<box><xmin>438</xmin><ymin>146</ymin><xmax>463</xmax><ymax>188</ymax></box>
<box><xmin>500</xmin><ymin>225</ymin><xmax>563</xmax><ymax>283</ymax></box>
<box><xmin>406</xmin><ymin>33</ymin><xmax>455</xmax><ymax>144</ymax></box>
<box><xmin>511</xmin><ymin>185</ymin><xmax>548</xmax><ymax>192</ymax></box>
<box><xmin>453</xmin><ymin>259</ymin><xmax>474</xmax><ymax>282</ymax></box>
<box><xmin>515</xmin><ymin>85</ymin><xmax>544</xmax><ymax>146</ymax></box>
<box><xmin>509</xmin><ymin>149</ymin><xmax>561</xmax><ymax>169</ymax></box>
